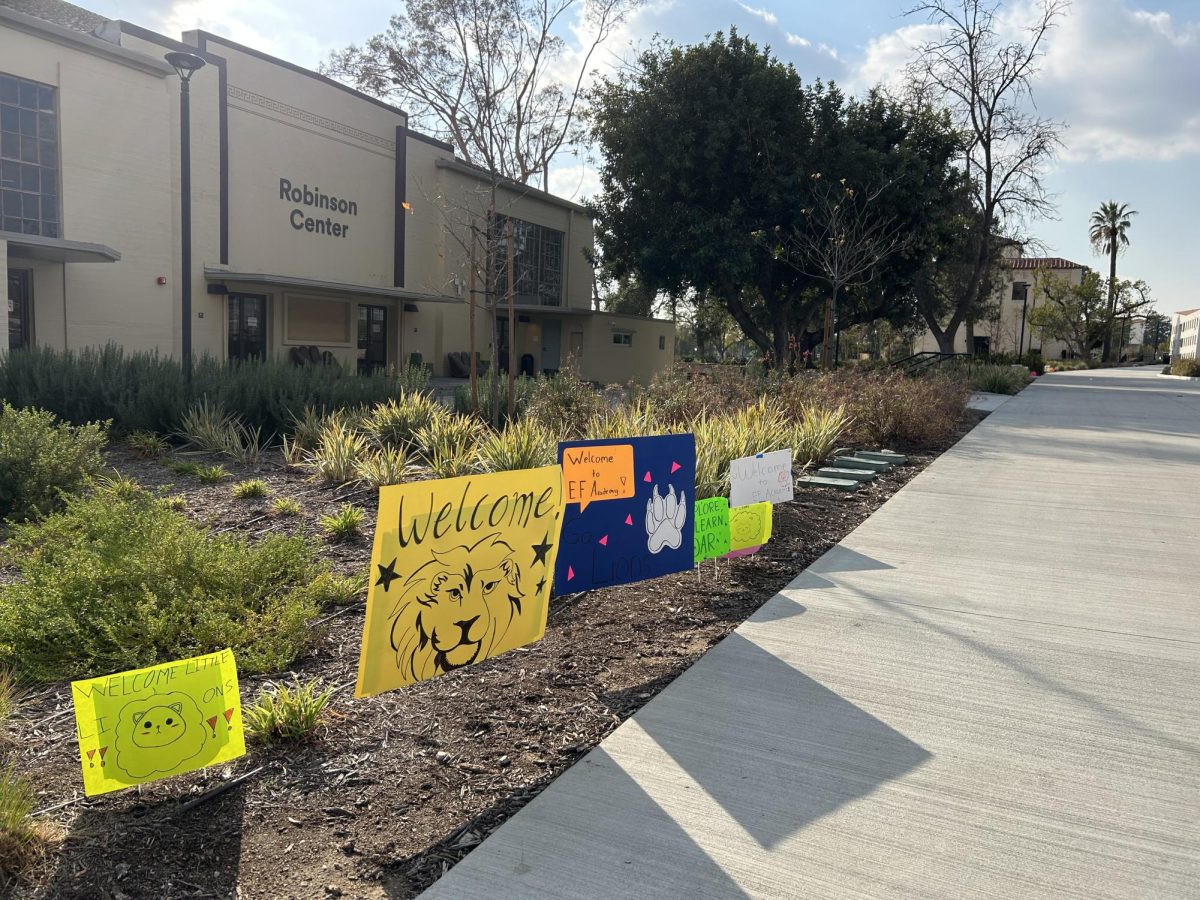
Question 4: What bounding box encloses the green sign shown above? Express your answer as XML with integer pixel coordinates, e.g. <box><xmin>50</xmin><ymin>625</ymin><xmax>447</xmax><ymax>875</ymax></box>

<box><xmin>693</xmin><ymin>497</ymin><xmax>731</xmax><ymax>563</ymax></box>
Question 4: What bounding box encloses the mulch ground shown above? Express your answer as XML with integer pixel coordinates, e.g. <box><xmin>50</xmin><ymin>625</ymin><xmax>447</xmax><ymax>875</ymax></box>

<box><xmin>5</xmin><ymin>411</ymin><xmax>985</xmax><ymax>900</ymax></box>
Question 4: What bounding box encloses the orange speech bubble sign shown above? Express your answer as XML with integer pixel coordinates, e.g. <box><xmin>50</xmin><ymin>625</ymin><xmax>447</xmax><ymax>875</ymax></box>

<box><xmin>561</xmin><ymin>444</ymin><xmax>635</xmax><ymax>512</ymax></box>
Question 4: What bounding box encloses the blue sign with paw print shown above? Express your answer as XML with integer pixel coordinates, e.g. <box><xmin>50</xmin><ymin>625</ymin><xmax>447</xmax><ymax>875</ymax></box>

<box><xmin>555</xmin><ymin>433</ymin><xmax>696</xmax><ymax>594</ymax></box>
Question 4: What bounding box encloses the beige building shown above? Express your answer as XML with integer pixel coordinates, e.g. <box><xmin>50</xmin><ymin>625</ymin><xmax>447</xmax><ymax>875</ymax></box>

<box><xmin>915</xmin><ymin>250</ymin><xmax>1088</xmax><ymax>360</ymax></box>
<box><xmin>1170</xmin><ymin>308</ymin><xmax>1200</xmax><ymax>361</ymax></box>
<box><xmin>0</xmin><ymin>0</ymin><xmax>674</xmax><ymax>383</ymax></box>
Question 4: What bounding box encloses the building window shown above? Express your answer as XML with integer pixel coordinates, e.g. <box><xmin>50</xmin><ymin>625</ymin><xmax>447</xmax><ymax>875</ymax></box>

<box><xmin>613</xmin><ymin>332</ymin><xmax>633</xmax><ymax>347</ymax></box>
<box><xmin>658</xmin><ymin>335</ymin><xmax>666</xmax><ymax>350</ymax></box>
<box><xmin>491</xmin><ymin>214</ymin><xmax>564</xmax><ymax>307</ymax></box>
<box><xmin>1012</xmin><ymin>282</ymin><xmax>1028</xmax><ymax>302</ymax></box>
<box><xmin>0</xmin><ymin>73</ymin><xmax>59</xmax><ymax>237</ymax></box>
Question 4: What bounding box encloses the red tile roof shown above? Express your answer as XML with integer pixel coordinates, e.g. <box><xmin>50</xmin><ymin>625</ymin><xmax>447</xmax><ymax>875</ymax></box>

<box><xmin>1176</xmin><ymin>308</ymin><xmax>1200</xmax><ymax>316</ymax></box>
<box><xmin>1008</xmin><ymin>257</ymin><xmax>1086</xmax><ymax>270</ymax></box>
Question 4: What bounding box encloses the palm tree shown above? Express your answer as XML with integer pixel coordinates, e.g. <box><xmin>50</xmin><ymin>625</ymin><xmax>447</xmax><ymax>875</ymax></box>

<box><xmin>1089</xmin><ymin>201</ymin><xmax>1137</xmax><ymax>362</ymax></box>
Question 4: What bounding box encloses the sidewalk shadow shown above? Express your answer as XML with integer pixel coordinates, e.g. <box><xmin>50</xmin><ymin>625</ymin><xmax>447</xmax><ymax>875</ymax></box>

<box><xmin>36</xmin><ymin>784</ymin><xmax>246</xmax><ymax>899</ymax></box>
<box><xmin>398</xmin><ymin>751</ymin><xmax>753</xmax><ymax>899</ymax></box>
<box><xmin>630</xmin><ymin>632</ymin><xmax>931</xmax><ymax>849</ymax></box>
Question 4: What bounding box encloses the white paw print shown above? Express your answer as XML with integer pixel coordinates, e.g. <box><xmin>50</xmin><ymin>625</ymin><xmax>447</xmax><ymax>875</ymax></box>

<box><xmin>645</xmin><ymin>484</ymin><xmax>687</xmax><ymax>554</ymax></box>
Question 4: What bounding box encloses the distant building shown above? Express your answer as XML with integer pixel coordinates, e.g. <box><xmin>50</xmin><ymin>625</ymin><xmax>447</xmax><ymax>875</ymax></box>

<box><xmin>1170</xmin><ymin>308</ymin><xmax>1200</xmax><ymax>361</ymax></box>
<box><xmin>1</xmin><ymin>0</ymin><xmax>675</xmax><ymax>382</ymax></box>
<box><xmin>915</xmin><ymin>248</ymin><xmax>1088</xmax><ymax>359</ymax></box>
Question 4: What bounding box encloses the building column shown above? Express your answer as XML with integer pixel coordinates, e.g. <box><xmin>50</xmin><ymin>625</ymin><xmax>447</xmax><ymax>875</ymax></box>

<box><xmin>0</xmin><ymin>240</ymin><xmax>8</xmax><ymax>352</ymax></box>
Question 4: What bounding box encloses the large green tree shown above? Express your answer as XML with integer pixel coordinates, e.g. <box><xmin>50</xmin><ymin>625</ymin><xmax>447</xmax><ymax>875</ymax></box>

<box><xmin>588</xmin><ymin>31</ymin><xmax>965</xmax><ymax>367</ymax></box>
<box><xmin>1089</xmin><ymin>200</ymin><xmax>1138</xmax><ymax>362</ymax></box>
<box><xmin>1029</xmin><ymin>270</ymin><xmax>1152</xmax><ymax>360</ymax></box>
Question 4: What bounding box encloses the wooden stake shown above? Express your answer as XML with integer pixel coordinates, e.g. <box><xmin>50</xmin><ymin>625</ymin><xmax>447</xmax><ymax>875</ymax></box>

<box><xmin>506</xmin><ymin>219</ymin><xmax>516</xmax><ymax>422</ymax></box>
<box><xmin>469</xmin><ymin>223</ymin><xmax>479</xmax><ymax>415</ymax></box>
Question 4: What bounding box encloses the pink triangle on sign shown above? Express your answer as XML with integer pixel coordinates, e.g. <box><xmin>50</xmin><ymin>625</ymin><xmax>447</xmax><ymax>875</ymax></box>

<box><xmin>625</xmin><ymin>514</ymin><xmax>633</xmax><ymax>525</ymax></box>
<box><xmin>567</xmin><ymin>565</ymin><xmax>575</xmax><ymax>580</ymax></box>
<box><xmin>670</xmin><ymin>461</ymin><xmax>681</xmax><ymax>473</ymax></box>
<box><xmin>643</xmin><ymin>471</ymin><xmax>652</xmax><ymax>482</ymax></box>
<box><xmin>599</xmin><ymin>535</ymin><xmax>608</xmax><ymax>546</ymax></box>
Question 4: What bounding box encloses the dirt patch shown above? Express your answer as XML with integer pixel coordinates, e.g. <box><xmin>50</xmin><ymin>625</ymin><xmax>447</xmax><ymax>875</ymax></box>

<box><xmin>7</xmin><ymin>412</ymin><xmax>985</xmax><ymax>900</ymax></box>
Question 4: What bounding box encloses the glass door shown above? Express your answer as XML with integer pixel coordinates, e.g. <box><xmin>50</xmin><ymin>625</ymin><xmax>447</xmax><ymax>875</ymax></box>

<box><xmin>7</xmin><ymin>269</ymin><xmax>31</xmax><ymax>351</ymax></box>
<box><xmin>228</xmin><ymin>294</ymin><xmax>267</xmax><ymax>361</ymax></box>
<box><xmin>357</xmin><ymin>305</ymin><xmax>388</xmax><ymax>373</ymax></box>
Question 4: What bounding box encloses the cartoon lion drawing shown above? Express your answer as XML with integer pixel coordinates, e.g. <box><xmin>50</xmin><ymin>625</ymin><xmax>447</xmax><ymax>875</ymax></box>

<box><xmin>113</xmin><ymin>691</ymin><xmax>209</xmax><ymax>779</ymax></box>
<box><xmin>388</xmin><ymin>532</ymin><xmax>527</xmax><ymax>684</ymax></box>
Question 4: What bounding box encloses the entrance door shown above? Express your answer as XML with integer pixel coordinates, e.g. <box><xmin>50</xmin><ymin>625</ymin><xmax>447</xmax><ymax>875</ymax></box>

<box><xmin>540</xmin><ymin>318</ymin><xmax>561</xmax><ymax>374</ymax></box>
<box><xmin>972</xmin><ymin>336</ymin><xmax>990</xmax><ymax>358</ymax></box>
<box><xmin>358</xmin><ymin>304</ymin><xmax>388</xmax><ymax>373</ymax></box>
<box><xmin>7</xmin><ymin>269</ymin><xmax>31</xmax><ymax>351</ymax></box>
<box><xmin>568</xmin><ymin>330</ymin><xmax>583</xmax><ymax>362</ymax></box>
<box><xmin>228</xmin><ymin>294</ymin><xmax>267</xmax><ymax>361</ymax></box>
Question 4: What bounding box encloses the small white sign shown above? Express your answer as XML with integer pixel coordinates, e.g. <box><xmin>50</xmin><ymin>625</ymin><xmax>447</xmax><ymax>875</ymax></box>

<box><xmin>729</xmin><ymin>448</ymin><xmax>794</xmax><ymax>507</ymax></box>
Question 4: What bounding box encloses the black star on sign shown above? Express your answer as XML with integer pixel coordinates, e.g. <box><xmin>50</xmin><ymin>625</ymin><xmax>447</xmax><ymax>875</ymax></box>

<box><xmin>531</xmin><ymin>534</ymin><xmax>553</xmax><ymax>568</ymax></box>
<box><xmin>536</xmin><ymin>577</ymin><xmax>547</xmax><ymax>596</ymax></box>
<box><xmin>375</xmin><ymin>558</ymin><xmax>400</xmax><ymax>592</ymax></box>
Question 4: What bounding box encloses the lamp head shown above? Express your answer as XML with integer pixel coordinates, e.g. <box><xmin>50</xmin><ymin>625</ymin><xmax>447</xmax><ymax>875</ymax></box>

<box><xmin>164</xmin><ymin>51</ymin><xmax>206</xmax><ymax>82</ymax></box>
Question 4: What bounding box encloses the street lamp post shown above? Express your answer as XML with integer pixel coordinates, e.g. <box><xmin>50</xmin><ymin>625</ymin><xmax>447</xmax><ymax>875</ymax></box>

<box><xmin>165</xmin><ymin>51</ymin><xmax>206</xmax><ymax>384</ymax></box>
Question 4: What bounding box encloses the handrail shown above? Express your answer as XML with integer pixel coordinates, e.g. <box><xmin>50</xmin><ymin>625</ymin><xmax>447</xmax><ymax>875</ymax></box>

<box><xmin>891</xmin><ymin>351</ymin><xmax>973</xmax><ymax>375</ymax></box>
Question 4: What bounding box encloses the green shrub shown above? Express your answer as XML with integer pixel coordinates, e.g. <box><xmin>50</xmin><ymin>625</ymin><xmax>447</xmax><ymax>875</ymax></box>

<box><xmin>244</xmin><ymin>677</ymin><xmax>333</xmax><ymax>743</ymax></box>
<box><xmin>0</xmin><ymin>345</ymin><xmax>429</xmax><ymax>439</ymax></box>
<box><xmin>585</xmin><ymin>398</ymin><xmax>663</xmax><ymax>440</ymax></box>
<box><xmin>178</xmin><ymin>399</ymin><xmax>265</xmax><ymax>464</ymax></box>
<box><xmin>270</xmin><ymin>496</ymin><xmax>302</xmax><ymax>517</ymax></box>
<box><xmin>0</xmin><ymin>669</ymin><xmax>17</xmax><ymax>728</ymax></box>
<box><xmin>0</xmin><ymin>764</ymin><xmax>44</xmax><ymax>884</ymax></box>
<box><xmin>0</xmin><ymin>403</ymin><xmax>107</xmax><ymax>524</ymax></box>
<box><xmin>125</xmin><ymin>430</ymin><xmax>169</xmax><ymax>458</ymax></box>
<box><xmin>160</xmin><ymin>495</ymin><xmax>188</xmax><ymax>512</ymax></box>
<box><xmin>414</xmin><ymin>410</ymin><xmax>487</xmax><ymax>464</ymax></box>
<box><xmin>0</xmin><ymin>487</ymin><xmax>326</xmax><ymax>681</ymax></box>
<box><xmin>452</xmin><ymin>375</ymin><xmax>537</xmax><ymax>424</ymax></box>
<box><xmin>476</xmin><ymin>418</ymin><xmax>556</xmax><ymax>472</ymax></box>
<box><xmin>792</xmin><ymin>403</ymin><xmax>850</xmax><ymax>467</ymax></box>
<box><xmin>303</xmin><ymin>419</ymin><xmax>371</xmax><ymax>484</ymax></box>
<box><xmin>319</xmin><ymin>504</ymin><xmax>365</xmax><ymax>541</ymax></box>
<box><xmin>232</xmin><ymin>479</ymin><xmax>270</xmax><ymax>499</ymax></box>
<box><xmin>970</xmin><ymin>364</ymin><xmax>1032</xmax><ymax>395</ymax></box>
<box><xmin>364</xmin><ymin>393</ymin><xmax>441</xmax><ymax>449</ymax></box>
<box><xmin>524</xmin><ymin>364</ymin><xmax>607</xmax><ymax>438</ymax></box>
<box><xmin>640</xmin><ymin>364</ymin><xmax>762</xmax><ymax>425</ymax></box>
<box><xmin>354</xmin><ymin>446</ymin><xmax>414</xmax><ymax>488</ymax></box>
<box><xmin>789</xmin><ymin>370</ymin><xmax>969</xmax><ymax>450</ymax></box>
<box><xmin>1171</xmin><ymin>359</ymin><xmax>1200</xmax><ymax>377</ymax></box>
<box><xmin>308</xmin><ymin>572</ymin><xmax>366</xmax><ymax>606</ymax></box>
<box><xmin>166</xmin><ymin>459</ymin><xmax>229</xmax><ymax>483</ymax></box>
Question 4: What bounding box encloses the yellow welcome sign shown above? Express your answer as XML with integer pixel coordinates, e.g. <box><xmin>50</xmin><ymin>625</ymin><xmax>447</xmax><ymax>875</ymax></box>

<box><xmin>356</xmin><ymin>466</ymin><xmax>565</xmax><ymax>698</ymax></box>
<box><xmin>72</xmin><ymin>649</ymin><xmax>245</xmax><ymax>797</ymax></box>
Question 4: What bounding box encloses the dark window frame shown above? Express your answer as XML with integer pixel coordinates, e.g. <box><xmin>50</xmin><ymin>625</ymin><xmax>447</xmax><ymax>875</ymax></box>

<box><xmin>0</xmin><ymin>72</ymin><xmax>60</xmax><ymax>237</ymax></box>
<box><xmin>490</xmin><ymin>214</ymin><xmax>565</xmax><ymax>307</ymax></box>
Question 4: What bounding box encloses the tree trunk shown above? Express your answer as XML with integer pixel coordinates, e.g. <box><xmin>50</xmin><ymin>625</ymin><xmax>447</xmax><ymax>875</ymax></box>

<box><xmin>1101</xmin><ymin>245</ymin><xmax>1118</xmax><ymax>362</ymax></box>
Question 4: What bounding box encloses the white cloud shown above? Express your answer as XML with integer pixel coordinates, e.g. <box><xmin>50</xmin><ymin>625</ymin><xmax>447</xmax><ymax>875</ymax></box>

<box><xmin>736</xmin><ymin>3</ymin><xmax>778</xmax><ymax>27</ymax></box>
<box><xmin>785</xmin><ymin>33</ymin><xmax>810</xmax><ymax>47</ymax></box>
<box><xmin>548</xmin><ymin>159</ymin><xmax>603</xmax><ymax>203</ymax></box>
<box><xmin>845</xmin><ymin>1</ymin><xmax>1200</xmax><ymax>163</ymax></box>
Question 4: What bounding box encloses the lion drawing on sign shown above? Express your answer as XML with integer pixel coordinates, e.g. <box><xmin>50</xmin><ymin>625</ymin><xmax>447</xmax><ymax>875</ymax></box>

<box><xmin>388</xmin><ymin>533</ymin><xmax>527</xmax><ymax>683</ymax></box>
<box><xmin>113</xmin><ymin>691</ymin><xmax>209</xmax><ymax>779</ymax></box>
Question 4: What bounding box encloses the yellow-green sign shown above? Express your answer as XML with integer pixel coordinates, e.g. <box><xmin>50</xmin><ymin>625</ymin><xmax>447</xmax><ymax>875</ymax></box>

<box><xmin>694</xmin><ymin>497</ymin><xmax>731</xmax><ymax>562</ymax></box>
<box><xmin>726</xmin><ymin>501</ymin><xmax>772</xmax><ymax>557</ymax></box>
<box><xmin>356</xmin><ymin>466</ymin><xmax>565</xmax><ymax>697</ymax></box>
<box><xmin>72</xmin><ymin>649</ymin><xmax>245</xmax><ymax>797</ymax></box>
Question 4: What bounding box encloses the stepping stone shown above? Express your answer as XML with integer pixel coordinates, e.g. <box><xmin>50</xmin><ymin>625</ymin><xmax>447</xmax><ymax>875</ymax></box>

<box><xmin>858</xmin><ymin>450</ymin><xmax>908</xmax><ymax>465</ymax></box>
<box><xmin>818</xmin><ymin>467</ymin><xmax>877</xmax><ymax>482</ymax></box>
<box><xmin>833</xmin><ymin>456</ymin><xmax>891</xmax><ymax>472</ymax></box>
<box><xmin>796</xmin><ymin>475</ymin><xmax>861</xmax><ymax>492</ymax></box>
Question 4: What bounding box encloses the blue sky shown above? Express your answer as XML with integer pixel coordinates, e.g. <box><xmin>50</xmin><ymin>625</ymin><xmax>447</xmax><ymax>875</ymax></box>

<box><xmin>86</xmin><ymin>0</ymin><xmax>1199</xmax><ymax>313</ymax></box>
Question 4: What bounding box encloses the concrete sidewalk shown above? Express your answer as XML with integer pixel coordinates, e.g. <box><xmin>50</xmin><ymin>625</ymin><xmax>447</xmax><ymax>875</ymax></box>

<box><xmin>421</xmin><ymin>368</ymin><xmax>1200</xmax><ymax>899</ymax></box>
